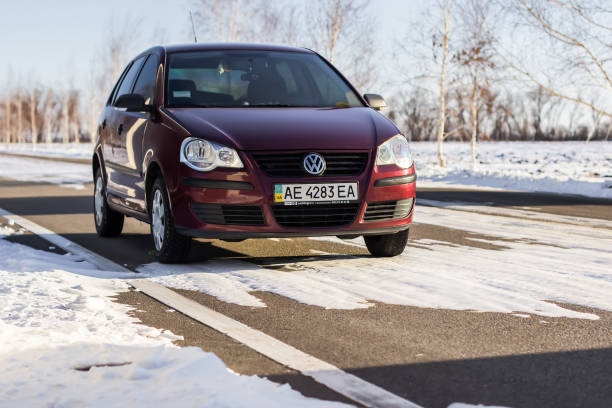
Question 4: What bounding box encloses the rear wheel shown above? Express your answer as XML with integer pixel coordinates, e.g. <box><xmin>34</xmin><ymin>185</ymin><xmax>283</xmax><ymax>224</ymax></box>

<box><xmin>364</xmin><ymin>229</ymin><xmax>409</xmax><ymax>257</ymax></box>
<box><xmin>150</xmin><ymin>177</ymin><xmax>191</xmax><ymax>263</ymax></box>
<box><xmin>93</xmin><ymin>169</ymin><xmax>124</xmax><ymax>237</ymax></box>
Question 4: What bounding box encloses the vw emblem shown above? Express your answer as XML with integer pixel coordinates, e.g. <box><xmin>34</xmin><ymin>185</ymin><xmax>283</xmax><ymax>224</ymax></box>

<box><xmin>303</xmin><ymin>153</ymin><xmax>326</xmax><ymax>176</ymax></box>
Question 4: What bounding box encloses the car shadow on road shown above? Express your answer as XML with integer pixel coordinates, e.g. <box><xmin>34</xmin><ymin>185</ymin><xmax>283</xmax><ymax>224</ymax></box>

<box><xmin>2</xmin><ymin>225</ymin><xmax>374</xmax><ymax>272</ymax></box>
<box><xmin>268</xmin><ymin>347</ymin><xmax>612</xmax><ymax>408</ymax></box>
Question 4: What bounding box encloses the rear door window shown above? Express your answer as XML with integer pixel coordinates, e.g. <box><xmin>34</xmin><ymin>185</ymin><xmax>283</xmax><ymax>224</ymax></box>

<box><xmin>132</xmin><ymin>55</ymin><xmax>158</xmax><ymax>105</ymax></box>
<box><xmin>113</xmin><ymin>56</ymin><xmax>146</xmax><ymax>105</ymax></box>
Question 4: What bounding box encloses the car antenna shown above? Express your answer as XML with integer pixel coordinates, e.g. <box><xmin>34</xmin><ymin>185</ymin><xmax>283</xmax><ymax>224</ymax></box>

<box><xmin>189</xmin><ymin>11</ymin><xmax>198</xmax><ymax>43</ymax></box>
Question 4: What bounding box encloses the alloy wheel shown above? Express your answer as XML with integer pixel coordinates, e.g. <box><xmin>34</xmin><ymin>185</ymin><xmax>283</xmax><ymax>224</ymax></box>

<box><xmin>94</xmin><ymin>176</ymin><xmax>104</xmax><ymax>226</ymax></box>
<box><xmin>152</xmin><ymin>189</ymin><xmax>165</xmax><ymax>251</ymax></box>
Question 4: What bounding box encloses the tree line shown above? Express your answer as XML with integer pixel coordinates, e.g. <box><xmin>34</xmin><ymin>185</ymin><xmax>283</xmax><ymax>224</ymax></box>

<box><xmin>1</xmin><ymin>0</ymin><xmax>610</xmax><ymax>164</ymax></box>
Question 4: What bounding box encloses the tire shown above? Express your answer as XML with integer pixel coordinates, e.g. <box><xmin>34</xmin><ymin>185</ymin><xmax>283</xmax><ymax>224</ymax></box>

<box><xmin>93</xmin><ymin>168</ymin><xmax>124</xmax><ymax>237</ymax></box>
<box><xmin>364</xmin><ymin>229</ymin><xmax>409</xmax><ymax>257</ymax></box>
<box><xmin>149</xmin><ymin>177</ymin><xmax>191</xmax><ymax>263</ymax></box>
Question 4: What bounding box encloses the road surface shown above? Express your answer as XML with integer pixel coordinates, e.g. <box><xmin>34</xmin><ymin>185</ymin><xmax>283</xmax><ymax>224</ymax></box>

<box><xmin>1</xmin><ymin>154</ymin><xmax>611</xmax><ymax>408</ymax></box>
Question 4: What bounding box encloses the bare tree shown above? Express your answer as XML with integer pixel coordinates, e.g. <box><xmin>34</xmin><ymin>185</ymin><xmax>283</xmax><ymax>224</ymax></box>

<box><xmin>587</xmin><ymin>92</ymin><xmax>604</xmax><ymax>142</ymax></box>
<box><xmin>61</xmin><ymin>84</ymin><xmax>72</xmax><ymax>144</ymax></box>
<box><xmin>4</xmin><ymin>71</ymin><xmax>10</xmax><ymax>145</ymax></box>
<box><xmin>307</xmin><ymin>0</ymin><xmax>365</xmax><ymax>63</ymax></box>
<box><xmin>85</xmin><ymin>17</ymin><xmax>141</xmax><ymax>143</ymax></box>
<box><xmin>41</xmin><ymin>89</ymin><xmax>56</xmax><ymax>144</ymax></box>
<box><xmin>193</xmin><ymin>0</ymin><xmax>261</xmax><ymax>42</ymax></box>
<box><xmin>16</xmin><ymin>81</ymin><xmax>24</xmax><ymax>144</ymax></box>
<box><xmin>389</xmin><ymin>88</ymin><xmax>437</xmax><ymax>142</ymax></box>
<box><xmin>497</xmin><ymin>0</ymin><xmax>611</xmax><ymax>119</ymax></box>
<box><xmin>527</xmin><ymin>85</ymin><xmax>554</xmax><ymax>141</ymax></box>
<box><xmin>455</xmin><ymin>0</ymin><xmax>496</xmax><ymax>167</ymax></box>
<box><xmin>435</xmin><ymin>1</ymin><xmax>453</xmax><ymax>166</ymax></box>
<box><xmin>29</xmin><ymin>85</ymin><xmax>38</xmax><ymax>148</ymax></box>
<box><xmin>306</xmin><ymin>0</ymin><xmax>377</xmax><ymax>91</ymax></box>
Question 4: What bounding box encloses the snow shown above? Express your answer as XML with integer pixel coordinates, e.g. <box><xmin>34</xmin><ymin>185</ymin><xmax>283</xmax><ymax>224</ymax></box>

<box><xmin>0</xmin><ymin>154</ymin><xmax>91</xmax><ymax>189</ymax></box>
<box><xmin>0</xmin><ymin>225</ymin><xmax>352</xmax><ymax>407</ymax></box>
<box><xmin>139</xmin><ymin>205</ymin><xmax>612</xmax><ymax>320</ymax></box>
<box><xmin>0</xmin><ymin>142</ymin><xmax>93</xmax><ymax>159</ymax></box>
<box><xmin>412</xmin><ymin>141</ymin><xmax>612</xmax><ymax>198</ymax></box>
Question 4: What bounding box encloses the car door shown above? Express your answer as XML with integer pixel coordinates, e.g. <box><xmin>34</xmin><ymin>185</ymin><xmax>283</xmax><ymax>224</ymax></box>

<box><xmin>120</xmin><ymin>54</ymin><xmax>159</xmax><ymax>212</ymax></box>
<box><xmin>106</xmin><ymin>55</ymin><xmax>147</xmax><ymax>211</ymax></box>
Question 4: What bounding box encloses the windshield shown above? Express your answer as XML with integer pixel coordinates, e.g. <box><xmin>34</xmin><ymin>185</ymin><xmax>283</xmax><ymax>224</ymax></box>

<box><xmin>165</xmin><ymin>50</ymin><xmax>364</xmax><ymax>108</ymax></box>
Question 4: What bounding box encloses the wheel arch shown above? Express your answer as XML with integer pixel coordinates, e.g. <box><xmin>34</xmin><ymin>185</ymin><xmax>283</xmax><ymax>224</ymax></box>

<box><xmin>144</xmin><ymin>161</ymin><xmax>164</xmax><ymax>213</ymax></box>
<box><xmin>92</xmin><ymin>149</ymin><xmax>102</xmax><ymax>181</ymax></box>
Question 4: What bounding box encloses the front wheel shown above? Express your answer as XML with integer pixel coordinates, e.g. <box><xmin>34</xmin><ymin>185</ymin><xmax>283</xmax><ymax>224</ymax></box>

<box><xmin>364</xmin><ymin>229</ymin><xmax>409</xmax><ymax>257</ymax></box>
<box><xmin>93</xmin><ymin>169</ymin><xmax>124</xmax><ymax>237</ymax></box>
<box><xmin>150</xmin><ymin>177</ymin><xmax>191</xmax><ymax>263</ymax></box>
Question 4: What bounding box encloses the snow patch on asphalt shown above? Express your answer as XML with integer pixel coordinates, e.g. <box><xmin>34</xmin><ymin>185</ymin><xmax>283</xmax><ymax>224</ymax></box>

<box><xmin>0</xmin><ymin>155</ymin><xmax>90</xmax><ymax>188</ymax></box>
<box><xmin>140</xmin><ymin>207</ymin><xmax>611</xmax><ymax>319</ymax></box>
<box><xmin>0</xmin><ymin>227</ymin><xmax>352</xmax><ymax>407</ymax></box>
<box><xmin>412</xmin><ymin>141</ymin><xmax>612</xmax><ymax>198</ymax></box>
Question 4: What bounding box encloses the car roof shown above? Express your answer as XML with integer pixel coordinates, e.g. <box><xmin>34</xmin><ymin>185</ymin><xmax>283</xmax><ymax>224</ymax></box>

<box><xmin>160</xmin><ymin>43</ymin><xmax>313</xmax><ymax>54</ymax></box>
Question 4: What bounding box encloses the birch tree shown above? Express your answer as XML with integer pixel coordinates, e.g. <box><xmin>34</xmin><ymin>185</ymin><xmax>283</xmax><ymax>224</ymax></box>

<box><xmin>42</xmin><ymin>89</ymin><xmax>56</xmax><ymax>144</ymax></box>
<box><xmin>307</xmin><ymin>0</ymin><xmax>366</xmax><ymax>64</ymax></box>
<box><xmin>4</xmin><ymin>72</ymin><xmax>10</xmax><ymax>145</ymax></box>
<box><xmin>61</xmin><ymin>88</ymin><xmax>70</xmax><ymax>144</ymax></box>
<box><xmin>498</xmin><ymin>0</ymin><xmax>611</xmax><ymax>119</ymax></box>
<box><xmin>456</xmin><ymin>0</ymin><xmax>496</xmax><ymax>167</ymax></box>
<box><xmin>16</xmin><ymin>82</ymin><xmax>23</xmax><ymax>144</ymax></box>
<box><xmin>193</xmin><ymin>0</ymin><xmax>260</xmax><ymax>42</ymax></box>
<box><xmin>306</xmin><ymin>0</ymin><xmax>376</xmax><ymax>91</ymax></box>
<box><xmin>435</xmin><ymin>1</ymin><xmax>453</xmax><ymax>167</ymax></box>
<box><xmin>29</xmin><ymin>86</ymin><xmax>38</xmax><ymax>148</ymax></box>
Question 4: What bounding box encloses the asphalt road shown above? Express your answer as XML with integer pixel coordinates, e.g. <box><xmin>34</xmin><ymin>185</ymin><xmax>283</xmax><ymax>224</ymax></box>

<box><xmin>1</xmin><ymin>172</ymin><xmax>612</xmax><ymax>408</ymax></box>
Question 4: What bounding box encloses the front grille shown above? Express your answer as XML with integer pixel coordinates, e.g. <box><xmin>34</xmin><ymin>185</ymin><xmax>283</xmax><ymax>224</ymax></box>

<box><xmin>363</xmin><ymin>199</ymin><xmax>414</xmax><ymax>222</ymax></box>
<box><xmin>272</xmin><ymin>203</ymin><xmax>360</xmax><ymax>228</ymax></box>
<box><xmin>191</xmin><ymin>203</ymin><xmax>265</xmax><ymax>226</ymax></box>
<box><xmin>252</xmin><ymin>152</ymin><xmax>369</xmax><ymax>177</ymax></box>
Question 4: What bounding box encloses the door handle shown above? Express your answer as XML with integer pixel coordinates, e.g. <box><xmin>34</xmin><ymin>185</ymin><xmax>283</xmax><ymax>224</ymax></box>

<box><xmin>117</xmin><ymin>124</ymin><xmax>123</xmax><ymax>135</ymax></box>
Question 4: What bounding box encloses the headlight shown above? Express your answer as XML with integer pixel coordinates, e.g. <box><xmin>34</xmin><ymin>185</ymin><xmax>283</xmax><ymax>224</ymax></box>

<box><xmin>180</xmin><ymin>137</ymin><xmax>243</xmax><ymax>171</ymax></box>
<box><xmin>376</xmin><ymin>135</ymin><xmax>413</xmax><ymax>169</ymax></box>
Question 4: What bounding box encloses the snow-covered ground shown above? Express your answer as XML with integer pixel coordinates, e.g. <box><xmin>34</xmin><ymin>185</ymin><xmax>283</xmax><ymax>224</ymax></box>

<box><xmin>0</xmin><ymin>142</ymin><xmax>93</xmax><ymax>160</ymax></box>
<box><xmin>0</xmin><ymin>154</ymin><xmax>91</xmax><ymax>189</ymax></box>
<box><xmin>0</xmin><ymin>224</ymin><xmax>352</xmax><ymax>408</ymax></box>
<box><xmin>412</xmin><ymin>141</ymin><xmax>612</xmax><ymax>198</ymax></box>
<box><xmin>140</xmin><ymin>203</ymin><xmax>612</xmax><ymax>320</ymax></box>
<box><xmin>1</xmin><ymin>141</ymin><xmax>611</xmax><ymax>197</ymax></box>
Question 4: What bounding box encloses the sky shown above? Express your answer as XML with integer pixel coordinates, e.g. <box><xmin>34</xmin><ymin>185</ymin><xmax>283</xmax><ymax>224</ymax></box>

<box><xmin>0</xmin><ymin>0</ymin><xmax>605</xmax><ymax>130</ymax></box>
<box><xmin>0</xmin><ymin>0</ymin><xmax>418</xmax><ymax>96</ymax></box>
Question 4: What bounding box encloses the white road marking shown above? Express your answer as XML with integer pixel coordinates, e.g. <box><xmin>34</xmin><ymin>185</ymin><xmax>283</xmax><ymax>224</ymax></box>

<box><xmin>418</xmin><ymin>199</ymin><xmax>612</xmax><ymax>229</ymax></box>
<box><xmin>0</xmin><ymin>208</ymin><xmax>125</xmax><ymax>272</ymax></box>
<box><xmin>0</xmin><ymin>206</ymin><xmax>422</xmax><ymax>408</ymax></box>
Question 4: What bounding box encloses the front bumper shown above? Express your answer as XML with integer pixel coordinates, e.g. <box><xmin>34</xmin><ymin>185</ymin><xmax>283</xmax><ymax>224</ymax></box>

<box><xmin>169</xmin><ymin>150</ymin><xmax>416</xmax><ymax>239</ymax></box>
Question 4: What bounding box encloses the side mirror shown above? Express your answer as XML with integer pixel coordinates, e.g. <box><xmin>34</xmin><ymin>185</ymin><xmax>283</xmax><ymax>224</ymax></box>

<box><xmin>115</xmin><ymin>93</ymin><xmax>153</xmax><ymax>113</ymax></box>
<box><xmin>364</xmin><ymin>94</ymin><xmax>387</xmax><ymax>111</ymax></box>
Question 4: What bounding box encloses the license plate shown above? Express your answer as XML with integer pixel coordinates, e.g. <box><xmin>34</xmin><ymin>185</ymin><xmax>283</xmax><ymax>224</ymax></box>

<box><xmin>274</xmin><ymin>183</ymin><xmax>358</xmax><ymax>204</ymax></box>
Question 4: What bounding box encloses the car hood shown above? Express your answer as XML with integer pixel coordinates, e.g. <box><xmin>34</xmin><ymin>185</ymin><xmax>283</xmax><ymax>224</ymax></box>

<box><xmin>165</xmin><ymin>107</ymin><xmax>400</xmax><ymax>151</ymax></box>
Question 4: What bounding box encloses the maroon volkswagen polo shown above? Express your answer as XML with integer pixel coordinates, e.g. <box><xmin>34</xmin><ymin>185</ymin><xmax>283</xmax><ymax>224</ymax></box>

<box><xmin>92</xmin><ymin>44</ymin><xmax>416</xmax><ymax>263</ymax></box>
